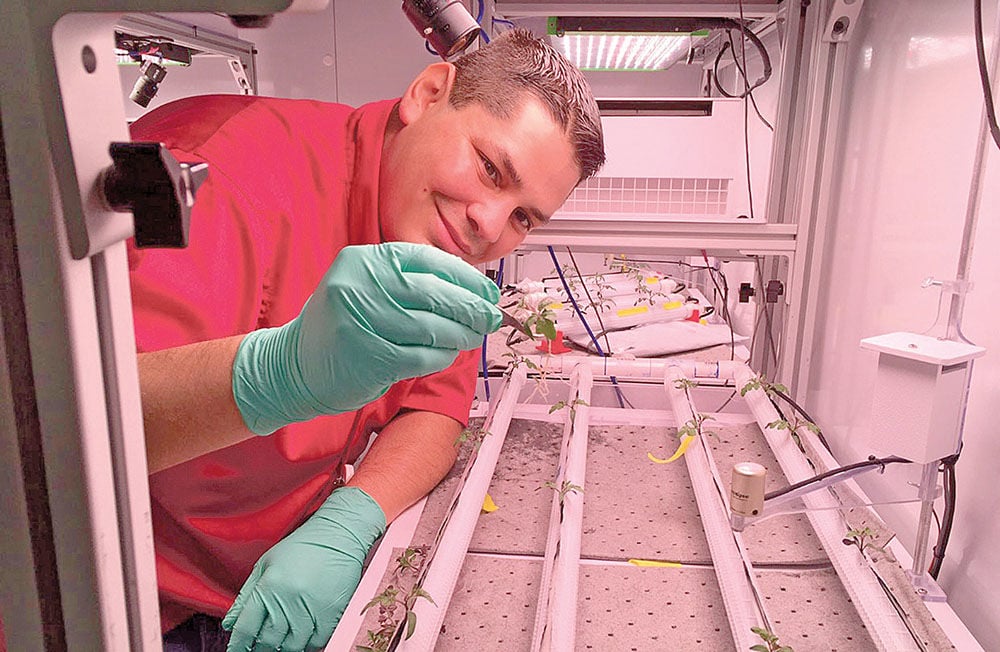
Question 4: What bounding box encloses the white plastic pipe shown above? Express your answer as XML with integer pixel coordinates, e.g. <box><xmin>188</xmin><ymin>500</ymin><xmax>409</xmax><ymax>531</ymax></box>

<box><xmin>396</xmin><ymin>366</ymin><xmax>529</xmax><ymax>651</ymax></box>
<box><xmin>664</xmin><ymin>365</ymin><xmax>762</xmax><ymax>651</ymax></box>
<box><xmin>541</xmin><ymin>363</ymin><xmax>592</xmax><ymax>651</ymax></box>
<box><xmin>734</xmin><ymin>365</ymin><xmax>919</xmax><ymax>651</ymax></box>
<box><xmin>522</xmin><ymin>354</ymin><xmax>742</xmax><ymax>381</ymax></box>
<box><xmin>530</xmin><ymin>367</ymin><xmax>582</xmax><ymax>652</ymax></box>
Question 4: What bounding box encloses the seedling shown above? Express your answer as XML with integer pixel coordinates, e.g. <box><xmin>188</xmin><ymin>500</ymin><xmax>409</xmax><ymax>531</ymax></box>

<box><xmin>766</xmin><ymin>417</ymin><xmax>820</xmax><ymax>454</ymax></box>
<box><xmin>739</xmin><ymin>375</ymin><xmax>789</xmax><ymax>398</ymax></box>
<box><xmin>842</xmin><ymin>526</ymin><xmax>886</xmax><ymax>561</ymax></box>
<box><xmin>609</xmin><ymin>257</ymin><xmax>670</xmax><ymax>306</ymax></box>
<box><xmin>553</xmin><ymin>265</ymin><xmax>616</xmax><ymax>315</ymax></box>
<box><xmin>539</xmin><ymin>479</ymin><xmax>583</xmax><ymax>506</ymax></box>
<box><xmin>548</xmin><ymin>398</ymin><xmax>589</xmax><ymax>422</ymax></box>
<box><xmin>517</xmin><ymin>295</ymin><xmax>558</xmax><ymax>341</ymax></box>
<box><xmin>455</xmin><ymin>425</ymin><xmax>489</xmax><ymax>451</ymax></box>
<box><xmin>673</xmin><ymin>378</ymin><xmax>699</xmax><ymax>391</ymax></box>
<box><xmin>678</xmin><ymin>413</ymin><xmax>716</xmax><ymax>440</ymax></box>
<box><xmin>357</xmin><ymin>546</ymin><xmax>435</xmax><ymax>652</ymax></box>
<box><xmin>502</xmin><ymin>351</ymin><xmax>552</xmax><ymax>399</ymax></box>
<box><xmin>750</xmin><ymin>626</ymin><xmax>794</xmax><ymax>652</ymax></box>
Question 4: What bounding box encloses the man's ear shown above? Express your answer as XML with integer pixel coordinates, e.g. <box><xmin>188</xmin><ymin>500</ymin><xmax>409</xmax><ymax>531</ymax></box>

<box><xmin>398</xmin><ymin>62</ymin><xmax>455</xmax><ymax>125</ymax></box>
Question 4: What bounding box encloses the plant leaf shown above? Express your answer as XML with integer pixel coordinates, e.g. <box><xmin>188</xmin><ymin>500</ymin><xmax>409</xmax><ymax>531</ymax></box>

<box><xmin>536</xmin><ymin>318</ymin><xmax>558</xmax><ymax>341</ymax></box>
<box><xmin>404</xmin><ymin>610</ymin><xmax>417</xmax><ymax>640</ymax></box>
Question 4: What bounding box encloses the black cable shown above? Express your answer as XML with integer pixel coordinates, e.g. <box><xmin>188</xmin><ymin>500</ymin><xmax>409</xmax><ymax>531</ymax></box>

<box><xmin>700</xmin><ymin>251</ymin><xmax>736</xmax><ymax>361</ymax></box>
<box><xmin>974</xmin><ymin>0</ymin><xmax>1000</xmax><ymax>151</ymax></box>
<box><xmin>721</xmin><ymin>31</ymin><xmax>774</xmax><ymax>131</ymax></box>
<box><xmin>764</xmin><ymin>455</ymin><xmax>910</xmax><ymax>501</ymax></box>
<box><xmin>711</xmin><ymin>19</ymin><xmax>773</xmax><ymax>97</ymax></box>
<box><xmin>565</xmin><ymin>247</ymin><xmax>614</xmax><ymax>355</ymax></box>
<box><xmin>929</xmin><ymin>457</ymin><xmax>958</xmax><ymax>579</ymax></box>
<box><xmin>559</xmin><ymin>247</ymin><xmax>633</xmax><ymax>408</ymax></box>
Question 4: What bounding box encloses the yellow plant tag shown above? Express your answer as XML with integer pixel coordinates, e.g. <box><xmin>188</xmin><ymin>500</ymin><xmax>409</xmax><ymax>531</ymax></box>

<box><xmin>617</xmin><ymin>305</ymin><xmax>649</xmax><ymax>317</ymax></box>
<box><xmin>549</xmin><ymin>302</ymin><xmax>564</xmax><ymax>310</ymax></box>
<box><xmin>645</xmin><ymin>277</ymin><xmax>659</xmax><ymax>285</ymax></box>
<box><xmin>481</xmin><ymin>493</ymin><xmax>499</xmax><ymax>513</ymax></box>
<box><xmin>662</xmin><ymin>301</ymin><xmax>684</xmax><ymax>310</ymax></box>
<box><xmin>647</xmin><ymin>435</ymin><xmax>694</xmax><ymax>464</ymax></box>
<box><xmin>628</xmin><ymin>559</ymin><xmax>683</xmax><ymax>568</ymax></box>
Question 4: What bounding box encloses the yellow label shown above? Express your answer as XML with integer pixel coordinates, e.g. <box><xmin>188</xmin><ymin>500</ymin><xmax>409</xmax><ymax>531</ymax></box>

<box><xmin>628</xmin><ymin>559</ymin><xmax>683</xmax><ymax>568</ymax></box>
<box><xmin>647</xmin><ymin>435</ymin><xmax>694</xmax><ymax>464</ymax></box>
<box><xmin>644</xmin><ymin>276</ymin><xmax>659</xmax><ymax>285</ymax></box>
<box><xmin>617</xmin><ymin>305</ymin><xmax>649</xmax><ymax>317</ymax></box>
<box><xmin>549</xmin><ymin>302</ymin><xmax>564</xmax><ymax>310</ymax></box>
<box><xmin>662</xmin><ymin>301</ymin><xmax>684</xmax><ymax>310</ymax></box>
<box><xmin>481</xmin><ymin>493</ymin><xmax>499</xmax><ymax>513</ymax></box>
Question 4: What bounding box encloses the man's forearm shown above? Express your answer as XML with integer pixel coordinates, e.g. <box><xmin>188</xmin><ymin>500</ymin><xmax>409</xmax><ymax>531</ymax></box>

<box><xmin>139</xmin><ymin>334</ymin><xmax>253</xmax><ymax>474</ymax></box>
<box><xmin>346</xmin><ymin>410</ymin><xmax>462</xmax><ymax>522</ymax></box>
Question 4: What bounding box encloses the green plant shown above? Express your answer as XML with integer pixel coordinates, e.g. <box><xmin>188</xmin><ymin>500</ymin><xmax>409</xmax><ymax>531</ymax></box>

<box><xmin>673</xmin><ymin>378</ymin><xmax>698</xmax><ymax>391</ymax></box>
<box><xmin>539</xmin><ymin>479</ymin><xmax>583</xmax><ymax>506</ymax></box>
<box><xmin>548</xmin><ymin>398</ymin><xmax>589</xmax><ymax>422</ymax></box>
<box><xmin>750</xmin><ymin>626</ymin><xmax>794</xmax><ymax>652</ymax></box>
<box><xmin>739</xmin><ymin>375</ymin><xmax>788</xmax><ymax>398</ymax></box>
<box><xmin>766</xmin><ymin>417</ymin><xmax>820</xmax><ymax>453</ymax></box>
<box><xmin>678</xmin><ymin>413</ymin><xmax>715</xmax><ymax>440</ymax></box>
<box><xmin>357</xmin><ymin>546</ymin><xmax>435</xmax><ymax>652</ymax></box>
<box><xmin>455</xmin><ymin>425</ymin><xmax>489</xmax><ymax>451</ymax></box>
<box><xmin>502</xmin><ymin>351</ymin><xmax>552</xmax><ymax>399</ymax></box>
<box><xmin>610</xmin><ymin>258</ymin><xmax>669</xmax><ymax>306</ymax></box>
<box><xmin>517</xmin><ymin>296</ymin><xmax>558</xmax><ymax>341</ymax></box>
<box><xmin>842</xmin><ymin>526</ymin><xmax>886</xmax><ymax>561</ymax></box>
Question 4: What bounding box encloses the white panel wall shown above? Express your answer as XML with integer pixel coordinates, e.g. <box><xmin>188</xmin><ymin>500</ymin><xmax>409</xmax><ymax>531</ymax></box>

<box><xmin>805</xmin><ymin>1</ymin><xmax>1000</xmax><ymax>647</ymax></box>
<box><xmin>332</xmin><ymin>0</ymin><xmax>459</xmax><ymax>106</ymax></box>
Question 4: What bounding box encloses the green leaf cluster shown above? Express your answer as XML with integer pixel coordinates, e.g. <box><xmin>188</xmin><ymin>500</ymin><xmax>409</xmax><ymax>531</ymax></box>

<box><xmin>750</xmin><ymin>626</ymin><xmax>794</xmax><ymax>652</ymax></box>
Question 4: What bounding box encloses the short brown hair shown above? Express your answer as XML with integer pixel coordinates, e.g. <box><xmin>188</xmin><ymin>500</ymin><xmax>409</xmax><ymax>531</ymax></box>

<box><xmin>449</xmin><ymin>28</ymin><xmax>605</xmax><ymax>183</ymax></box>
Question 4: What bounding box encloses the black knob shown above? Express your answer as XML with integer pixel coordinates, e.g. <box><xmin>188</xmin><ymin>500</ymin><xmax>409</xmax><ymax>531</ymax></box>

<box><xmin>100</xmin><ymin>142</ymin><xmax>208</xmax><ymax>248</ymax></box>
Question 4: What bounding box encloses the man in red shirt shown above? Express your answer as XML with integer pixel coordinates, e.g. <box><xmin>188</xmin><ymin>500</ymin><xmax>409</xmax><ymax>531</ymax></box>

<box><xmin>134</xmin><ymin>29</ymin><xmax>604</xmax><ymax>652</ymax></box>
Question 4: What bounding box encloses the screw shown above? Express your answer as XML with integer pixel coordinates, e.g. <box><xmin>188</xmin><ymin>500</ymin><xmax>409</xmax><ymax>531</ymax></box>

<box><xmin>81</xmin><ymin>45</ymin><xmax>97</xmax><ymax>73</ymax></box>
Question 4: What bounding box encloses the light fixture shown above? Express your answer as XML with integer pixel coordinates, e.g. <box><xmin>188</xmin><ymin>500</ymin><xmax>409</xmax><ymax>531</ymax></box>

<box><xmin>547</xmin><ymin>16</ymin><xmax>719</xmax><ymax>72</ymax></box>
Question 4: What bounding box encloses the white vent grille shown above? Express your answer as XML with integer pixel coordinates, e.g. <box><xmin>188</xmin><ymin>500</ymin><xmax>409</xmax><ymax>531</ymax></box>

<box><xmin>562</xmin><ymin>176</ymin><xmax>731</xmax><ymax>216</ymax></box>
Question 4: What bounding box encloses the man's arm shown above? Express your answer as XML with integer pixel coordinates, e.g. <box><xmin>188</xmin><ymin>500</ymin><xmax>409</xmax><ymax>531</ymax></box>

<box><xmin>347</xmin><ymin>409</ymin><xmax>462</xmax><ymax>521</ymax></box>
<box><xmin>221</xmin><ymin>408</ymin><xmax>466</xmax><ymax>651</ymax></box>
<box><xmin>139</xmin><ymin>335</ymin><xmax>251</xmax><ymax>474</ymax></box>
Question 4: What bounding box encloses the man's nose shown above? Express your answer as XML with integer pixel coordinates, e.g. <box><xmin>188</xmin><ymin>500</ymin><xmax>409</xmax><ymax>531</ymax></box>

<box><xmin>466</xmin><ymin>201</ymin><xmax>508</xmax><ymax>244</ymax></box>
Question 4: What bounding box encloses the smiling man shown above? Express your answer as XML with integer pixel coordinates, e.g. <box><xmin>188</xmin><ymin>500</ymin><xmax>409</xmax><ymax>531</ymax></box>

<box><xmin>132</xmin><ymin>29</ymin><xmax>603</xmax><ymax>652</ymax></box>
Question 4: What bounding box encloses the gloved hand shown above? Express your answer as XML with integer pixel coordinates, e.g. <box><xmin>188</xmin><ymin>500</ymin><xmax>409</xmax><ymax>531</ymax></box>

<box><xmin>222</xmin><ymin>486</ymin><xmax>386</xmax><ymax>652</ymax></box>
<box><xmin>233</xmin><ymin>242</ymin><xmax>501</xmax><ymax>434</ymax></box>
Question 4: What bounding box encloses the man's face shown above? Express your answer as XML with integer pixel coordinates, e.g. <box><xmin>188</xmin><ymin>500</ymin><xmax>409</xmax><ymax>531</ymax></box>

<box><xmin>379</xmin><ymin>67</ymin><xmax>581</xmax><ymax>265</ymax></box>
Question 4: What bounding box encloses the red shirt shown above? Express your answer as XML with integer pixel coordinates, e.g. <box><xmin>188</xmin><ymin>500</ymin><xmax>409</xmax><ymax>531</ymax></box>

<box><xmin>128</xmin><ymin>95</ymin><xmax>478</xmax><ymax>632</ymax></box>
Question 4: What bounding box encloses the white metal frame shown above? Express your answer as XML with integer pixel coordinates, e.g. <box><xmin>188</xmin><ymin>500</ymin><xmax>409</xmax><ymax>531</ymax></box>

<box><xmin>0</xmin><ymin>2</ymin><xmax>292</xmax><ymax>650</ymax></box>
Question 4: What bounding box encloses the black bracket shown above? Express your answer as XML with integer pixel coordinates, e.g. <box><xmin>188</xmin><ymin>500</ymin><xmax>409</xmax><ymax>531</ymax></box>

<box><xmin>765</xmin><ymin>280</ymin><xmax>785</xmax><ymax>303</ymax></box>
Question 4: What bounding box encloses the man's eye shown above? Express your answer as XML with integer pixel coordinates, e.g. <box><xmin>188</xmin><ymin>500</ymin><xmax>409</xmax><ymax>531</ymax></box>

<box><xmin>514</xmin><ymin>210</ymin><xmax>532</xmax><ymax>231</ymax></box>
<box><xmin>480</xmin><ymin>153</ymin><xmax>499</xmax><ymax>183</ymax></box>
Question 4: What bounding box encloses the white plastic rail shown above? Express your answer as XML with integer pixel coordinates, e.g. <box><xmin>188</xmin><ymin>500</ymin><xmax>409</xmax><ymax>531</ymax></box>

<box><xmin>532</xmin><ymin>362</ymin><xmax>593</xmax><ymax>651</ymax></box>
<box><xmin>663</xmin><ymin>365</ymin><xmax>763</xmax><ymax>651</ymax></box>
<box><xmin>395</xmin><ymin>366</ymin><xmax>528</xmax><ymax>651</ymax></box>
<box><xmin>734</xmin><ymin>365</ymin><xmax>919</xmax><ymax>651</ymax></box>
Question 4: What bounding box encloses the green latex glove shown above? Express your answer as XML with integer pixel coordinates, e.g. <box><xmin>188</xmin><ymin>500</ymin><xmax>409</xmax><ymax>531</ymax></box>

<box><xmin>222</xmin><ymin>486</ymin><xmax>386</xmax><ymax>652</ymax></box>
<box><xmin>233</xmin><ymin>242</ymin><xmax>501</xmax><ymax>434</ymax></box>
